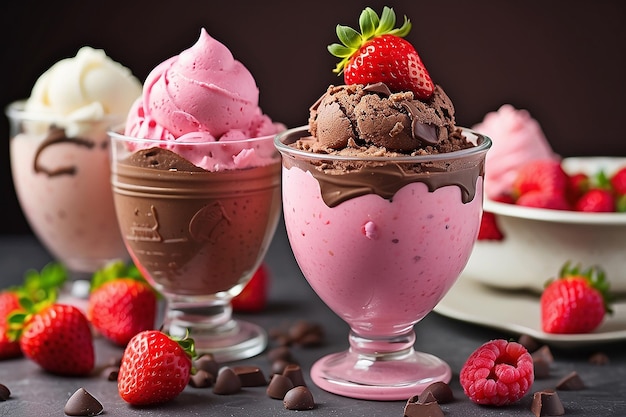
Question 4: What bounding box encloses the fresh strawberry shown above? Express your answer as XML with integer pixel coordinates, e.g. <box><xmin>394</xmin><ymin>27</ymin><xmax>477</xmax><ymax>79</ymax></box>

<box><xmin>1</xmin><ymin>263</ymin><xmax>67</xmax><ymax>361</ymax></box>
<box><xmin>541</xmin><ymin>263</ymin><xmax>612</xmax><ymax>334</ymax></box>
<box><xmin>118</xmin><ymin>330</ymin><xmax>195</xmax><ymax>406</ymax></box>
<box><xmin>9</xmin><ymin>301</ymin><xmax>94</xmax><ymax>375</ymax></box>
<box><xmin>566</xmin><ymin>172</ymin><xmax>589</xmax><ymax>204</ymax></box>
<box><xmin>0</xmin><ymin>291</ymin><xmax>22</xmax><ymax>360</ymax></box>
<box><xmin>610</xmin><ymin>166</ymin><xmax>626</xmax><ymax>195</ymax></box>
<box><xmin>513</xmin><ymin>159</ymin><xmax>569</xmax><ymax>198</ymax></box>
<box><xmin>231</xmin><ymin>263</ymin><xmax>269</xmax><ymax>312</ymax></box>
<box><xmin>516</xmin><ymin>190</ymin><xmax>570</xmax><ymax>210</ymax></box>
<box><xmin>87</xmin><ymin>261</ymin><xmax>157</xmax><ymax>346</ymax></box>
<box><xmin>460</xmin><ymin>339</ymin><xmax>534</xmax><ymax>406</ymax></box>
<box><xmin>328</xmin><ymin>7</ymin><xmax>434</xmax><ymax>99</ymax></box>
<box><xmin>574</xmin><ymin>188</ymin><xmax>615</xmax><ymax>212</ymax></box>
<box><xmin>477</xmin><ymin>211</ymin><xmax>504</xmax><ymax>240</ymax></box>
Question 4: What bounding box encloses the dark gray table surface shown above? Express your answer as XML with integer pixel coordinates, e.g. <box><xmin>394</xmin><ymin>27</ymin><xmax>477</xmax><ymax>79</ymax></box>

<box><xmin>1</xmin><ymin>224</ymin><xmax>625</xmax><ymax>417</ymax></box>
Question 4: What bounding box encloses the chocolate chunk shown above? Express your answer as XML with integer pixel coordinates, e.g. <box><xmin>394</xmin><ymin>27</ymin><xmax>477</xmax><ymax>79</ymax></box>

<box><xmin>282</xmin><ymin>364</ymin><xmax>306</xmax><ymax>387</ymax></box>
<box><xmin>233</xmin><ymin>365</ymin><xmax>267</xmax><ymax>387</ymax></box>
<box><xmin>189</xmin><ymin>369</ymin><xmax>214</xmax><ymax>388</ymax></box>
<box><xmin>0</xmin><ymin>383</ymin><xmax>10</xmax><ymax>401</ymax></box>
<box><xmin>532</xmin><ymin>346</ymin><xmax>554</xmax><ymax>379</ymax></box>
<box><xmin>404</xmin><ymin>394</ymin><xmax>445</xmax><ymax>417</ymax></box>
<box><xmin>531</xmin><ymin>390</ymin><xmax>565</xmax><ymax>416</ymax></box>
<box><xmin>271</xmin><ymin>359</ymin><xmax>292</xmax><ymax>375</ymax></box>
<box><xmin>419</xmin><ymin>381</ymin><xmax>453</xmax><ymax>404</ymax></box>
<box><xmin>267</xmin><ymin>346</ymin><xmax>295</xmax><ymax>363</ymax></box>
<box><xmin>100</xmin><ymin>366</ymin><xmax>119</xmax><ymax>381</ymax></box>
<box><xmin>213</xmin><ymin>367</ymin><xmax>242</xmax><ymax>395</ymax></box>
<box><xmin>289</xmin><ymin>321</ymin><xmax>324</xmax><ymax>347</ymax></box>
<box><xmin>283</xmin><ymin>386</ymin><xmax>315</xmax><ymax>410</ymax></box>
<box><xmin>518</xmin><ymin>334</ymin><xmax>541</xmax><ymax>353</ymax></box>
<box><xmin>589</xmin><ymin>352</ymin><xmax>609</xmax><ymax>365</ymax></box>
<box><xmin>419</xmin><ymin>391</ymin><xmax>437</xmax><ymax>404</ymax></box>
<box><xmin>195</xmin><ymin>353</ymin><xmax>220</xmax><ymax>377</ymax></box>
<box><xmin>556</xmin><ymin>371</ymin><xmax>585</xmax><ymax>390</ymax></box>
<box><xmin>64</xmin><ymin>388</ymin><xmax>103</xmax><ymax>416</ymax></box>
<box><xmin>266</xmin><ymin>374</ymin><xmax>294</xmax><ymax>399</ymax></box>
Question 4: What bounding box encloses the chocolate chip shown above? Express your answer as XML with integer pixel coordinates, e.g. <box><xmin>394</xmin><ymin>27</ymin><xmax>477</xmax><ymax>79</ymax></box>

<box><xmin>195</xmin><ymin>354</ymin><xmax>220</xmax><ymax>377</ymax></box>
<box><xmin>267</xmin><ymin>346</ymin><xmax>295</xmax><ymax>363</ymax></box>
<box><xmin>100</xmin><ymin>365</ymin><xmax>118</xmax><ymax>381</ymax></box>
<box><xmin>518</xmin><ymin>334</ymin><xmax>541</xmax><ymax>353</ymax></box>
<box><xmin>288</xmin><ymin>321</ymin><xmax>324</xmax><ymax>347</ymax></box>
<box><xmin>419</xmin><ymin>391</ymin><xmax>437</xmax><ymax>404</ymax></box>
<box><xmin>64</xmin><ymin>388</ymin><xmax>103</xmax><ymax>416</ymax></box>
<box><xmin>0</xmin><ymin>383</ymin><xmax>10</xmax><ymax>401</ymax></box>
<box><xmin>271</xmin><ymin>359</ymin><xmax>292</xmax><ymax>375</ymax></box>
<box><xmin>189</xmin><ymin>369</ymin><xmax>214</xmax><ymax>388</ymax></box>
<box><xmin>267</xmin><ymin>374</ymin><xmax>294</xmax><ymax>399</ymax></box>
<box><xmin>556</xmin><ymin>371</ymin><xmax>585</xmax><ymax>391</ymax></box>
<box><xmin>282</xmin><ymin>364</ymin><xmax>306</xmax><ymax>387</ymax></box>
<box><xmin>213</xmin><ymin>367</ymin><xmax>242</xmax><ymax>395</ymax></box>
<box><xmin>404</xmin><ymin>394</ymin><xmax>445</xmax><ymax>417</ymax></box>
<box><xmin>589</xmin><ymin>352</ymin><xmax>609</xmax><ymax>365</ymax></box>
<box><xmin>233</xmin><ymin>365</ymin><xmax>267</xmax><ymax>387</ymax></box>
<box><xmin>531</xmin><ymin>389</ymin><xmax>565</xmax><ymax>416</ymax></box>
<box><xmin>419</xmin><ymin>381</ymin><xmax>453</xmax><ymax>404</ymax></box>
<box><xmin>283</xmin><ymin>386</ymin><xmax>315</xmax><ymax>410</ymax></box>
<box><xmin>532</xmin><ymin>346</ymin><xmax>554</xmax><ymax>379</ymax></box>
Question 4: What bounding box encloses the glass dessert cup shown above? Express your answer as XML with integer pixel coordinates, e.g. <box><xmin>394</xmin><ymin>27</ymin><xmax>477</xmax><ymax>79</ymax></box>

<box><xmin>110</xmin><ymin>130</ymin><xmax>281</xmax><ymax>361</ymax></box>
<box><xmin>6</xmin><ymin>101</ymin><xmax>130</xmax><ymax>301</ymax></box>
<box><xmin>275</xmin><ymin>126</ymin><xmax>491</xmax><ymax>400</ymax></box>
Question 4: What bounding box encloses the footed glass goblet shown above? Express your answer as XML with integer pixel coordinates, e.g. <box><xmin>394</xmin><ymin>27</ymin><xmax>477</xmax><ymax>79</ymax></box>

<box><xmin>7</xmin><ymin>101</ymin><xmax>129</xmax><ymax>301</ymax></box>
<box><xmin>110</xmin><ymin>130</ymin><xmax>281</xmax><ymax>361</ymax></box>
<box><xmin>275</xmin><ymin>126</ymin><xmax>491</xmax><ymax>400</ymax></box>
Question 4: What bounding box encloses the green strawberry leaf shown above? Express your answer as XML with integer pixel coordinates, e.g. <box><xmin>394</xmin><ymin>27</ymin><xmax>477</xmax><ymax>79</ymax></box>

<box><xmin>91</xmin><ymin>261</ymin><xmax>144</xmax><ymax>291</ymax></box>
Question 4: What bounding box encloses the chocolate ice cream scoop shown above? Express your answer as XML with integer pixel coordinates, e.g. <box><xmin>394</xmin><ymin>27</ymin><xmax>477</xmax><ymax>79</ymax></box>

<box><xmin>309</xmin><ymin>82</ymin><xmax>456</xmax><ymax>152</ymax></box>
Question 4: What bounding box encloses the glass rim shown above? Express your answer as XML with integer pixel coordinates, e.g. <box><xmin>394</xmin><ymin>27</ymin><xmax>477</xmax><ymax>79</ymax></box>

<box><xmin>5</xmin><ymin>100</ymin><xmax>123</xmax><ymax>124</ymax></box>
<box><xmin>108</xmin><ymin>123</ymin><xmax>279</xmax><ymax>146</ymax></box>
<box><xmin>274</xmin><ymin>125</ymin><xmax>492</xmax><ymax>163</ymax></box>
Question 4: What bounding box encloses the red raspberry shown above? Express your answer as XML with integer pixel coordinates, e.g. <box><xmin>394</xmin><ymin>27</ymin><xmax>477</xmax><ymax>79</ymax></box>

<box><xmin>575</xmin><ymin>189</ymin><xmax>615</xmax><ymax>212</ymax></box>
<box><xmin>460</xmin><ymin>339</ymin><xmax>534</xmax><ymax>406</ymax></box>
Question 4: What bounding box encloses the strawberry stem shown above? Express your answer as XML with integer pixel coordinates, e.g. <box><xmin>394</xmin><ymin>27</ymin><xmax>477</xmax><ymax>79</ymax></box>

<box><xmin>328</xmin><ymin>6</ymin><xmax>412</xmax><ymax>75</ymax></box>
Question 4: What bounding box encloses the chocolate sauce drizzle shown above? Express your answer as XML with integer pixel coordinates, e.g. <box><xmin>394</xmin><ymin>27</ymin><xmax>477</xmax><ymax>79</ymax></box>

<box><xmin>280</xmin><ymin>129</ymin><xmax>487</xmax><ymax>208</ymax></box>
<box><xmin>33</xmin><ymin>127</ymin><xmax>94</xmax><ymax>177</ymax></box>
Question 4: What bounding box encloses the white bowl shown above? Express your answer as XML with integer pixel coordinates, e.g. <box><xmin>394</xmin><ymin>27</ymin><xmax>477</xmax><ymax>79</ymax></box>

<box><xmin>463</xmin><ymin>157</ymin><xmax>626</xmax><ymax>294</ymax></box>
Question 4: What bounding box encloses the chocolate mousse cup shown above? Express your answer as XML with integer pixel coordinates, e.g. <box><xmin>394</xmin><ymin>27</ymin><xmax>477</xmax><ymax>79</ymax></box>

<box><xmin>110</xmin><ymin>130</ymin><xmax>281</xmax><ymax>361</ymax></box>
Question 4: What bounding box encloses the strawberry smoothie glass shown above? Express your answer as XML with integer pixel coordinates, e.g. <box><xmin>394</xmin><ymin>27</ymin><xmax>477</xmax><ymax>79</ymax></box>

<box><xmin>7</xmin><ymin>102</ymin><xmax>129</xmax><ymax>299</ymax></box>
<box><xmin>276</xmin><ymin>126</ymin><xmax>491</xmax><ymax>400</ymax></box>
<box><xmin>110</xmin><ymin>130</ymin><xmax>281</xmax><ymax>361</ymax></box>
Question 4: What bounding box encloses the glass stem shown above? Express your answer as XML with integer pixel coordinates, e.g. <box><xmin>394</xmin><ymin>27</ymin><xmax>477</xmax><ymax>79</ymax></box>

<box><xmin>348</xmin><ymin>328</ymin><xmax>416</xmax><ymax>360</ymax></box>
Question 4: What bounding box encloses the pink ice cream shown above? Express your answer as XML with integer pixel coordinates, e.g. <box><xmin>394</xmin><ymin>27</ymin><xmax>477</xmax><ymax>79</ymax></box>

<box><xmin>472</xmin><ymin>104</ymin><xmax>559</xmax><ymax>199</ymax></box>
<box><xmin>281</xmin><ymin>159</ymin><xmax>484</xmax><ymax>338</ymax></box>
<box><xmin>124</xmin><ymin>28</ymin><xmax>282</xmax><ymax>170</ymax></box>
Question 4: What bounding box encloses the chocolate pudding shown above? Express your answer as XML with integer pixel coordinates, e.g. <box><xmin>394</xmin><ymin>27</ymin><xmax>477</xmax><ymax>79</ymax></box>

<box><xmin>112</xmin><ymin>147</ymin><xmax>281</xmax><ymax>296</ymax></box>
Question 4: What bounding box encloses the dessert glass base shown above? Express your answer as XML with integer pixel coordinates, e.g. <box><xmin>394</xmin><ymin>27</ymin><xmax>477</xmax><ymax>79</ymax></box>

<box><xmin>164</xmin><ymin>297</ymin><xmax>267</xmax><ymax>362</ymax></box>
<box><xmin>311</xmin><ymin>330</ymin><xmax>450</xmax><ymax>400</ymax></box>
<box><xmin>276</xmin><ymin>126</ymin><xmax>490</xmax><ymax>400</ymax></box>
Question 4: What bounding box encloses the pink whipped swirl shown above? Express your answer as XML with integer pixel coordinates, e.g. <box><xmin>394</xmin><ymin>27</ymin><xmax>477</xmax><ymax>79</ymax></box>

<box><xmin>472</xmin><ymin>104</ymin><xmax>559</xmax><ymax>199</ymax></box>
<box><xmin>124</xmin><ymin>28</ymin><xmax>282</xmax><ymax>170</ymax></box>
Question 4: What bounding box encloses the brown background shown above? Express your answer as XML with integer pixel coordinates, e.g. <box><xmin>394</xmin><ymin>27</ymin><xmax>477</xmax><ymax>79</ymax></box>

<box><xmin>1</xmin><ymin>0</ymin><xmax>624</xmax><ymax>235</ymax></box>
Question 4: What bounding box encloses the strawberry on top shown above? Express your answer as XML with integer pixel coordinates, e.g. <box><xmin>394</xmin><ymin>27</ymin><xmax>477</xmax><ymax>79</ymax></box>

<box><xmin>328</xmin><ymin>6</ymin><xmax>434</xmax><ymax>100</ymax></box>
